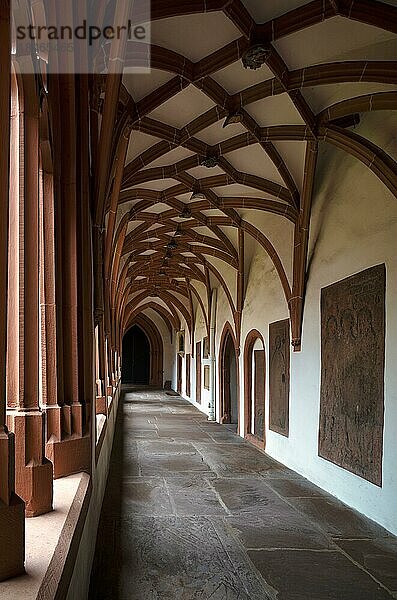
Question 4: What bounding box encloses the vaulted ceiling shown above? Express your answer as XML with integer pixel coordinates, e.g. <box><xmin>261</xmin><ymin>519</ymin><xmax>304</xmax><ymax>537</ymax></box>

<box><xmin>101</xmin><ymin>0</ymin><xmax>397</xmax><ymax>350</ymax></box>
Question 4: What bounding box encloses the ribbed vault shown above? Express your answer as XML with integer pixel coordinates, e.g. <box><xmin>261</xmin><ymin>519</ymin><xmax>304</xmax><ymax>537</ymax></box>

<box><xmin>96</xmin><ymin>0</ymin><xmax>397</xmax><ymax>354</ymax></box>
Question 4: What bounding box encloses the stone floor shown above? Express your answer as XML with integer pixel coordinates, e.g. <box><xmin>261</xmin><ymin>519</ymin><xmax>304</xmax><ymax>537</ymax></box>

<box><xmin>89</xmin><ymin>388</ymin><xmax>397</xmax><ymax>600</ymax></box>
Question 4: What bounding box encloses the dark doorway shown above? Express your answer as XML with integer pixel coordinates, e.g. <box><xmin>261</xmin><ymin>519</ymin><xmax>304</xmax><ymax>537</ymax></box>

<box><xmin>122</xmin><ymin>326</ymin><xmax>150</xmax><ymax>384</ymax></box>
<box><xmin>177</xmin><ymin>354</ymin><xmax>182</xmax><ymax>393</ymax></box>
<box><xmin>254</xmin><ymin>349</ymin><xmax>265</xmax><ymax>441</ymax></box>
<box><xmin>243</xmin><ymin>330</ymin><xmax>266</xmax><ymax>449</ymax></box>
<box><xmin>222</xmin><ymin>333</ymin><xmax>238</xmax><ymax>424</ymax></box>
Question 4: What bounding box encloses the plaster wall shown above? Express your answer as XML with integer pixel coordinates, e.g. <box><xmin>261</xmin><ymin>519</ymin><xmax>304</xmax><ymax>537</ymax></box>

<box><xmin>177</xmin><ymin>309</ymin><xmax>210</xmax><ymax>415</ymax></box>
<box><xmin>237</xmin><ymin>111</ymin><xmax>397</xmax><ymax>535</ymax></box>
<box><xmin>171</xmin><ymin>315</ymin><xmax>188</xmax><ymax>393</ymax></box>
<box><xmin>240</xmin><ymin>246</ymin><xmax>289</xmax><ymax>435</ymax></box>
<box><xmin>178</xmin><ymin>113</ymin><xmax>397</xmax><ymax>533</ymax></box>
<box><xmin>193</xmin><ymin>305</ymin><xmax>211</xmax><ymax>413</ymax></box>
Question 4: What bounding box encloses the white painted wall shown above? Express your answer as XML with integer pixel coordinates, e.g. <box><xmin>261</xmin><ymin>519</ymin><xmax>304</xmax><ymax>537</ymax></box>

<box><xmin>269</xmin><ymin>112</ymin><xmax>397</xmax><ymax>535</ymax></box>
<box><xmin>184</xmin><ymin>111</ymin><xmax>397</xmax><ymax>535</ymax></box>
<box><xmin>176</xmin><ymin>309</ymin><xmax>210</xmax><ymax>416</ymax></box>
<box><xmin>194</xmin><ymin>305</ymin><xmax>211</xmax><ymax>412</ymax></box>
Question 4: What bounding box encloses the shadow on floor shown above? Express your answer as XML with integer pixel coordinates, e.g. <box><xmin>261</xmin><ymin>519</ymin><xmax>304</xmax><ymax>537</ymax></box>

<box><xmin>88</xmin><ymin>390</ymin><xmax>126</xmax><ymax>599</ymax></box>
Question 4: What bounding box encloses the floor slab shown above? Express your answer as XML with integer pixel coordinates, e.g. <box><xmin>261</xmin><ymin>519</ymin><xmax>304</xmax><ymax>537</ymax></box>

<box><xmin>89</xmin><ymin>388</ymin><xmax>397</xmax><ymax>600</ymax></box>
<box><xmin>248</xmin><ymin>549</ymin><xmax>392</xmax><ymax>600</ymax></box>
<box><xmin>288</xmin><ymin>496</ymin><xmax>392</xmax><ymax>539</ymax></box>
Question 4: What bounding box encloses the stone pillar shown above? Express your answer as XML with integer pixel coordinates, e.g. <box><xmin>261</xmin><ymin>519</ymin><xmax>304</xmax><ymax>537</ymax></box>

<box><xmin>75</xmin><ymin>72</ymin><xmax>94</xmax><ymax>462</ymax></box>
<box><xmin>40</xmin><ymin>170</ymin><xmax>63</xmax><ymax>445</ymax></box>
<box><xmin>6</xmin><ymin>67</ymin><xmax>53</xmax><ymax>518</ymax></box>
<box><xmin>45</xmin><ymin>73</ymin><xmax>90</xmax><ymax>478</ymax></box>
<box><xmin>104</xmin><ymin>126</ymin><xmax>130</xmax><ymax>391</ymax></box>
<box><xmin>105</xmin><ymin>336</ymin><xmax>113</xmax><ymax>399</ymax></box>
<box><xmin>95</xmin><ymin>320</ymin><xmax>107</xmax><ymax>416</ymax></box>
<box><xmin>0</xmin><ymin>0</ymin><xmax>25</xmax><ymax>579</ymax></box>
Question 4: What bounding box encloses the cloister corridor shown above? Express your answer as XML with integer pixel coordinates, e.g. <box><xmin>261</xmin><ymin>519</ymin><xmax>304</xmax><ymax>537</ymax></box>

<box><xmin>89</xmin><ymin>388</ymin><xmax>397</xmax><ymax>600</ymax></box>
<box><xmin>0</xmin><ymin>1</ymin><xmax>396</xmax><ymax>598</ymax></box>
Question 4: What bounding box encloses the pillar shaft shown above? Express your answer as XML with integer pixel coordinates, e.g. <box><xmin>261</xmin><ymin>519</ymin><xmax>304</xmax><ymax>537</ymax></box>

<box><xmin>0</xmin><ymin>0</ymin><xmax>25</xmax><ymax>579</ymax></box>
<box><xmin>59</xmin><ymin>73</ymin><xmax>81</xmax><ymax>431</ymax></box>
<box><xmin>6</xmin><ymin>67</ymin><xmax>53</xmax><ymax>517</ymax></box>
<box><xmin>45</xmin><ymin>67</ymin><xmax>91</xmax><ymax>478</ymax></box>
<box><xmin>75</xmin><ymin>72</ymin><xmax>94</xmax><ymax>470</ymax></box>
<box><xmin>97</xmin><ymin>318</ymin><xmax>107</xmax><ymax>398</ymax></box>
<box><xmin>40</xmin><ymin>169</ymin><xmax>62</xmax><ymax>442</ymax></box>
<box><xmin>46</xmin><ymin>22</ymin><xmax>93</xmax><ymax>478</ymax></box>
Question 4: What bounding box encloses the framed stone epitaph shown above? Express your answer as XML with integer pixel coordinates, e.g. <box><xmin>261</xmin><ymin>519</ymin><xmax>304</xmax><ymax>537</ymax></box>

<box><xmin>269</xmin><ymin>319</ymin><xmax>290</xmax><ymax>436</ymax></box>
<box><xmin>319</xmin><ymin>264</ymin><xmax>385</xmax><ymax>486</ymax></box>
<box><xmin>203</xmin><ymin>365</ymin><xmax>210</xmax><ymax>390</ymax></box>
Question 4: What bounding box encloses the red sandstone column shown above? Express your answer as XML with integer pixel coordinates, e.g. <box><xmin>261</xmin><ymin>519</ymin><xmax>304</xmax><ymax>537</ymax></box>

<box><xmin>104</xmin><ymin>126</ymin><xmax>130</xmax><ymax>391</ymax></box>
<box><xmin>6</xmin><ymin>65</ymin><xmax>53</xmax><ymax>517</ymax></box>
<box><xmin>0</xmin><ymin>0</ymin><xmax>25</xmax><ymax>579</ymax></box>
<box><xmin>42</xmin><ymin>2</ymin><xmax>70</xmax><ymax>462</ymax></box>
<box><xmin>95</xmin><ymin>320</ymin><xmax>108</xmax><ymax>416</ymax></box>
<box><xmin>46</xmin><ymin>1</ymin><xmax>92</xmax><ymax>472</ymax></box>
<box><xmin>45</xmin><ymin>72</ymin><xmax>90</xmax><ymax>478</ymax></box>
<box><xmin>40</xmin><ymin>169</ymin><xmax>63</xmax><ymax>444</ymax></box>
<box><xmin>75</xmin><ymin>71</ymin><xmax>94</xmax><ymax>464</ymax></box>
<box><xmin>105</xmin><ymin>336</ymin><xmax>113</xmax><ymax>399</ymax></box>
<box><xmin>43</xmin><ymin>69</ymin><xmax>72</xmax><ymax>475</ymax></box>
<box><xmin>59</xmin><ymin>73</ymin><xmax>80</xmax><ymax>431</ymax></box>
<box><xmin>104</xmin><ymin>259</ymin><xmax>114</xmax><ymax>396</ymax></box>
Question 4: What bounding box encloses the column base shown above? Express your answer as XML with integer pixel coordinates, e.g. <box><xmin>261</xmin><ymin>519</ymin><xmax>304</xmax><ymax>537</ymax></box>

<box><xmin>0</xmin><ymin>494</ymin><xmax>25</xmax><ymax>581</ymax></box>
<box><xmin>71</xmin><ymin>403</ymin><xmax>83</xmax><ymax>438</ymax></box>
<box><xmin>7</xmin><ymin>411</ymin><xmax>54</xmax><ymax>517</ymax></box>
<box><xmin>0</xmin><ymin>427</ymin><xmax>16</xmax><ymax>502</ymax></box>
<box><xmin>96</xmin><ymin>380</ymin><xmax>103</xmax><ymax>397</ymax></box>
<box><xmin>42</xmin><ymin>405</ymin><xmax>62</xmax><ymax>443</ymax></box>
<box><xmin>96</xmin><ymin>396</ymin><xmax>107</xmax><ymax>416</ymax></box>
<box><xmin>46</xmin><ymin>434</ymin><xmax>91</xmax><ymax>480</ymax></box>
<box><xmin>22</xmin><ymin>460</ymin><xmax>53</xmax><ymax>517</ymax></box>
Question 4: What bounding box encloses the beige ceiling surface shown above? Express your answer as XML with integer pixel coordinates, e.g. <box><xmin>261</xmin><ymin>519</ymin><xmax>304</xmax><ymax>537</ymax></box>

<box><xmin>114</xmin><ymin>0</ymin><xmax>397</xmax><ymax>331</ymax></box>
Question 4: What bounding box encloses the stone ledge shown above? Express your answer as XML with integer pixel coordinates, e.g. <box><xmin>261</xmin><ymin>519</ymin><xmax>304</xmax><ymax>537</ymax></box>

<box><xmin>0</xmin><ymin>473</ymin><xmax>91</xmax><ymax>600</ymax></box>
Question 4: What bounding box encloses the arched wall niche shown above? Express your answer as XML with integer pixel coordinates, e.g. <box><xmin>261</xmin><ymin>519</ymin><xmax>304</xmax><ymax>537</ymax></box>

<box><xmin>123</xmin><ymin>314</ymin><xmax>164</xmax><ymax>387</ymax></box>
<box><xmin>218</xmin><ymin>321</ymin><xmax>240</xmax><ymax>432</ymax></box>
<box><xmin>243</xmin><ymin>329</ymin><xmax>266</xmax><ymax>450</ymax></box>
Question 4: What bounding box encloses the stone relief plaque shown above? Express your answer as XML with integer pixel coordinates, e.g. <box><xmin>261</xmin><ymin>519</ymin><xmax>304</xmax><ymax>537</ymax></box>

<box><xmin>269</xmin><ymin>319</ymin><xmax>290</xmax><ymax>436</ymax></box>
<box><xmin>319</xmin><ymin>264</ymin><xmax>385</xmax><ymax>486</ymax></box>
<box><xmin>204</xmin><ymin>365</ymin><xmax>210</xmax><ymax>390</ymax></box>
<box><xmin>202</xmin><ymin>336</ymin><xmax>209</xmax><ymax>359</ymax></box>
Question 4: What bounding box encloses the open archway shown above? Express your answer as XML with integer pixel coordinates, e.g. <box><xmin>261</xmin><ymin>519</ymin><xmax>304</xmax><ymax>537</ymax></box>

<box><xmin>122</xmin><ymin>325</ymin><xmax>150</xmax><ymax>384</ymax></box>
<box><xmin>122</xmin><ymin>315</ymin><xmax>164</xmax><ymax>387</ymax></box>
<box><xmin>244</xmin><ymin>330</ymin><xmax>266</xmax><ymax>450</ymax></box>
<box><xmin>219</xmin><ymin>323</ymin><xmax>239</xmax><ymax>430</ymax></box>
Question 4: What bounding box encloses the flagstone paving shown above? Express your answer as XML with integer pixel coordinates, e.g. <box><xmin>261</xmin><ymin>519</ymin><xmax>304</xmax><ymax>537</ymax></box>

<box><xmin>89</xmin><ymin>388</ymin><xmax>397</xmax><ymax>599</ymax></box>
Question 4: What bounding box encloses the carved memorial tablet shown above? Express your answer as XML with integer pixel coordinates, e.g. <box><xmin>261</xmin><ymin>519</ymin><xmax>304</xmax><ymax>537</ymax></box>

<box><xmin>204</xmin><ymin>365</ymin><xmax>210</xmax><ymax>390</ymax></box>
<box><xmin>319</xmin><ymin>264</ymin><xmax>385</xmax><ymax>486</ymax></box>
<box><xmin>269</xmin><ymin>319</ymin><xmax>290</xmax><ymax>436</ymax></box>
